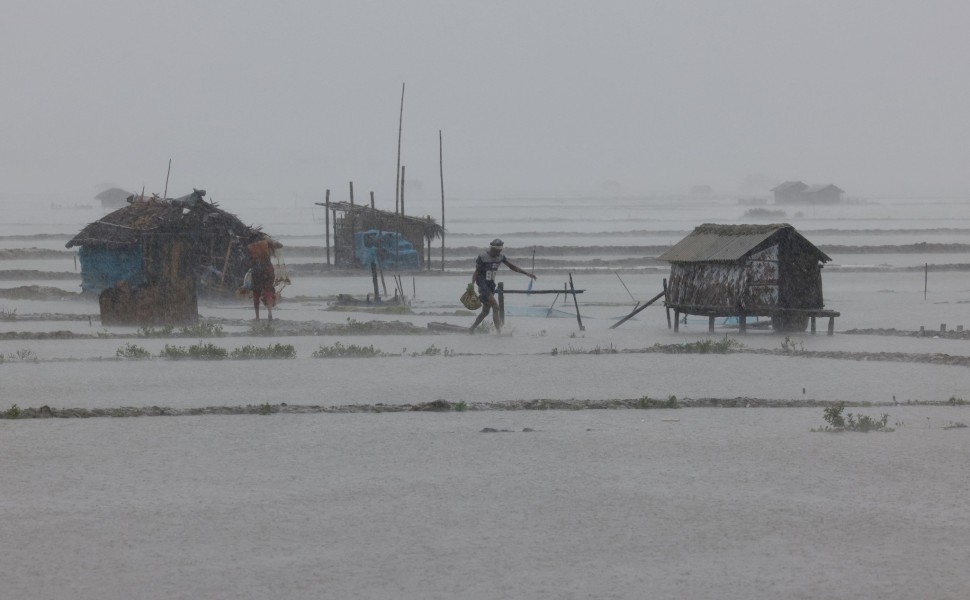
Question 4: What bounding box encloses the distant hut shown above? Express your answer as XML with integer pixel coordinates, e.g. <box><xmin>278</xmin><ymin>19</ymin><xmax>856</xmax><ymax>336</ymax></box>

<box><xmin>771</xmin><ymin>181</ymin><xmax>808</xmax><ymax>204</ymax></box>
<box><xmin>66</xmin><ymin>189</ymin><xmax>268</xmax><ymax>325</ymax></box>
<box><xmin>317</xmin><ymin>201</ymin><xmax>444</xmax><ymax>270</ymax></box>
<box><xmin>772</xmin><ymin>181</ymin><xmax>844</xmax><ymax>205</ymax></box>
<box><xmin>802</xmin><ymin>184</ymin><xmax>844</xmax><ymax>204</ymax></box>
<box><xmin>659</xmin><ymin>223</ymin><xmax>839</xmax><ymax>333</ymax></box>
<box><xmin>95</xmin><ymin>187</ymin><xmax>135</xmax><ymax>209</ymax></box>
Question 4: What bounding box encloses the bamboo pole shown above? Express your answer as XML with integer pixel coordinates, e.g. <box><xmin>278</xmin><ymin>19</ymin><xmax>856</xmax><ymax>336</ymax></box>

<box><xmin>325</xmin><ymin>190</ymin><xmax>330</xmax><ymax>266</ymax></box>
<box><xmin>569</xmin><ymin>273</ymin><xmax>585</xmax><ymax>331</ymax></box>
<box><xmin>395</xmin><ymin>82</ymin><xmax>405</xmax><ymax>214</ymax></box>
<box><xmin>349</xmin><ymin>182</ymin><xmax>355</xmax><ymax>268</ymax></box>
<box><xmin>609</xmin><ymin>289</ymin><xmax>666</xmax><ymax>329</ymax></box>
<box><xmin>439</xmin><ymin>130</ymin><xmax>445</xmax><ymax>272</ymax></box>
<box><xmin>163</xmin><ymin>158</ymin><xmax>172</xmax><ymax>199</ymax></box>
<box><xmin>397</xmin><ymin>165</ymin><xmax>404</xmax><ymax>270</ymax></box>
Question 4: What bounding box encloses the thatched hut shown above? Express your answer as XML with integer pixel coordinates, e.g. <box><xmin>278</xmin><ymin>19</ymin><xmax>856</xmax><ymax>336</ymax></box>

<box><xmin>94</xmin><ymin>187</ymin><xmax>135</xmax><ymax>209</ymax></box>
<box><xmin>316</xmin><ymin>200</ymin><xmax>444</xmax><ymax>270</ymax></box>
<box><xmin>659</xmin><ymin>223</ymin><xmax>839</xmax><ymax>333</ymax></box>
<box><xmin>66</xmin><ymin>190</ymin><xmax>268</xmax><ymax>325</ymax></box>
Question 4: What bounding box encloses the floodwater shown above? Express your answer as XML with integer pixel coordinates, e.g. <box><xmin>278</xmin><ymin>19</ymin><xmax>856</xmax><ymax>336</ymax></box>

<box><xmin>2</xmin><ymin>194</ymin><xmax>970</xmax><ymax>599</ymax></box>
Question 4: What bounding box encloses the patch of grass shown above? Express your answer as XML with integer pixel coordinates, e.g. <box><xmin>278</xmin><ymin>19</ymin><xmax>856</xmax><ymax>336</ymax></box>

<box><xmin>948</xmin><ymin>396</ymin><xmax>968</xmax><ymax>405</ymax></box>
<box><xmin>943</xmin><ymin>421</ymin><xmax>967</xmax><ymax>430</ymax></box>
<box><xmin>179</xmin><ymin>321</ymin><xmax>225</xmax><ymax>337</ymax></box>
<box><xmin>258</xmin><ymin>402</ymin><xmax>273</xmax><ymax>415</ymax></box>
<box><xmin>138</xmin><ymin>325</ymin><xmax>175</xmax><ymax>338</ymax></box>
<box><xmin>312</xmin><ymin>342</ymin><xmax>385</xmax><ymax>358</ymax></box>
<box><xmin>680</xmin><ymin>337</ymin><xmax>742</xmax><ymax>354</ymax></box>
<box><xmin>116</xmin><ymin>343</ymin><xmax>152</xmax><ymax>359</ymax></box>
<box><xmin>814</xmin><ymin>402</ymin><xmax>894</xmax><ymax>432</ymax></box>
<box><xmin>159</xmin><ymin>342</ymin><xmax>229</xmax><ymax>360</ymax></box>
<box><xmin>410</xmin><ymin>344</ymin><xmax>452</xmax><ymax>357</ymax></box>
<box><xmin>0</xmin><ymin>307</ymin><xmax>17</xmax><ymax>322</ymax></box>
<box><xmin>9</xmin><ymin>348</ymin><xmax>38</xmax><ymax>363</ymax></box>
<box><xmin>230</xmin><ymin>344</ymin><xmax>297</xmax><ymax>359</ymax></box>
<box><xmin>455</xmin><ymin>400</ymin><xmax>467</xmax><ymax>412</ymax></box>
<box><xmin>635</xmin><ymin>395</ymin><xmax>680</xmax><ymax>409</ymax></box>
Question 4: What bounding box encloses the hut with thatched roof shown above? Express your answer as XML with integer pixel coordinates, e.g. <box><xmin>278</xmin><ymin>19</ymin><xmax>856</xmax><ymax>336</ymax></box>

<box><xmin>316</xmin><ymin>200</ymin><xmax>444</xmax><ymax>270</ymax></box>
<box><xmin>67</xmin><ymin>189</ymin><xmax>268</xmax><ymax>325</ymax></box>
<box><xmin>659</xmin><ymin>223</ymin><xmax>839</xmax><ymax>334</ymax></box>
<box><xmin>94</xmin><ymin>187</ymin><xmax>135</xmax><ymax>209</ymax></box>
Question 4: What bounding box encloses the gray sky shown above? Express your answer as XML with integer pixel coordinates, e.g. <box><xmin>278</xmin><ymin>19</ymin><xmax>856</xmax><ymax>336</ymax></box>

<box><xmin>3</xmin><ymin>0</ymin><xmax>968</xmax><ymax>203</ymax></box>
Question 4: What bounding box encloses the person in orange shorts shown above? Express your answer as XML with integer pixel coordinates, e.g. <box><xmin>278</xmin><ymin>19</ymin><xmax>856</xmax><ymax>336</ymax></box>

<box><xmin>245</xmin><ymin>238</ymin><xmax>283</xmax><ymax>321</ymax></box>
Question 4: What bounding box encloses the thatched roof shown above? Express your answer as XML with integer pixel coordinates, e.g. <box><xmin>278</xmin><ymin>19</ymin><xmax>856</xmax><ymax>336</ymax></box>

<box><xmin>319</xmin><ymin>201</ymin><xmax>445</xmax><ymax>241</ymax></box>
<box><xmin>67</xmin><ymin>190</ymin><xmax>263</xmax><ymax>250</ymax></box>
<box><xmin>659</xmin><ymin>223</ymin><xmax>830</xmax><ymax>263</ymax></box>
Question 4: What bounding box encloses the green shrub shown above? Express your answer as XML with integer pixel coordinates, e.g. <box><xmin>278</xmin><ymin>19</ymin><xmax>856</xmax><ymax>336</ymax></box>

<box><xmin>159</xmin><ymin>344</ymin><xmax>188</xmax><ymax>359</ymax></box>
<box><xmin>312</xmin><ymin>342</ymin><xmax>385</xmax><ymax>358</ymax></box>
<box><xmin>116</xmin><ymin>343</ymin><xmax>152</xmax><ymax>359</ymax></box>
<box><xmin>2</xmin><ymin>404</ymin><xmax>23</xmax><ymax>419</ymax></box>
<box><xmin>179</xmin><ymin>321</ymin><xmax>225</xmax><ymax>337</ymax></box>
<box><xmin>187</xmin><ymin>342</ymin><xmax>228</xmax><ymax>360</ymax></box>
<box><xmin>230</xmin><ymin>344</ymin><xmax>297</xmax><ymax>359</ymax></box>
<box><xmin>138</xmin><ymin>325</ymin><xmax>175</xmax><ymax>337</ymax></box>
<box><xmin>817</xmin><ymin>402</ymin><xmax>894</xmax><ymax>432</ymax></box>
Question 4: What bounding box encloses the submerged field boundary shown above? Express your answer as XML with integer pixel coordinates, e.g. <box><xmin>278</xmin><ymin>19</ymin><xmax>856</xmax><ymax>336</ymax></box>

<box><xmin>2</xmin><ymin>397</ymin><xmax>967</xmax><ymax>419</ymax></box>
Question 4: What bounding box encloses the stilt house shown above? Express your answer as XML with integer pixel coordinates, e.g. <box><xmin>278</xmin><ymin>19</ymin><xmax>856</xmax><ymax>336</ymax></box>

<box><xmin>659</xmin><ymin>223</ymin><xmax>839</xmax><ymax>333</ymax></box>
<box><xmin>66</xmin><ymin>190</ymin><xmax>268</xmax><ymax>325</ymax></box>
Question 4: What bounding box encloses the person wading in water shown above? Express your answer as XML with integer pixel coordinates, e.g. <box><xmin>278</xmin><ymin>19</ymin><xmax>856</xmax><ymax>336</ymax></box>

<box><xmin>246</xmin><ymin>237</ymin><xmax>283</xmax><ymax>322</ymax></box>
<box><xmin>470</xmin><ymin>238</ymin><xmax>537</xmax><ymax>334</ymax></box>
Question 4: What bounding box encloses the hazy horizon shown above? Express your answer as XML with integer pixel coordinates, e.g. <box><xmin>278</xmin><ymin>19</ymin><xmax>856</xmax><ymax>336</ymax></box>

<box><xmin>4</xmin><ymin>1</ymin><xmax>968</xmax><ymax>204</ymax></box>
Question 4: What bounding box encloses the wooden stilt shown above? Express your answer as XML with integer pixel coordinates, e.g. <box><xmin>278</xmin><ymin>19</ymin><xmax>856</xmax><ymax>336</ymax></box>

<box><xmin>811</xmin><ymin>316</ymin><xmax>817</xmax><ymax>334</ymax></box>
<box><xmin>569</xmin><ymin>273</ymin><xmax>585</xmax><ymax>331</ymax></box>
<box><xmin>827</xmin><ymin>317</ymin><xmax>835</xmax><ymax>335</ymax></box>
<box><xmin>663</xmin><ymin>278</ymin><xmax>671</xmax><ymax>329</ymax></box>
<box><xmin>708</xmin><ymin>316</ymin><xmax>715</xmax><ymax>332</ymax></box>
<box><xmin>674</xmin><ymin>310</ymin><xmax>680</xmax><ymax>332</ymax></box>
<box><xmin>498</xmin><ymin>282</ymin><xmax>505</xmax><ymax>323</ymax></box>
<box><xmin>739</xmin><ymin>315</ymin><xmax>747</xmax><ymax>334</ymax></box>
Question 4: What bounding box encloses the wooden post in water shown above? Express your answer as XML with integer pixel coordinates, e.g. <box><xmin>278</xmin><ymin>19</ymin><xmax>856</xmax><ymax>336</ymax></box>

<box><xmin>371</xmin><ymin>262</ymin><xmax>381</xmax><ymax>303</ymax></box>
<box><xmin>569</xmin><ymin>273</ymin><xmax>585</xmax><ymax>331</ymax></box>
<box><xmin>497</xmin><ymin>282</ymin><xmax>505</xmax><ymax>324</ymax></box>
<box><xmin>925</xmin><ymin>263</ymin><xmax>928</xmax><ymax>300</ymax></box>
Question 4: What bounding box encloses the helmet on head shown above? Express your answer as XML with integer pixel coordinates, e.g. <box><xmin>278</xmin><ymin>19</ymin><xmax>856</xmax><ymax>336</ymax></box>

<box><xmin>490</xmin><ymin>238</ymin><xmax>504</xmax><ymax>248</ymax></box>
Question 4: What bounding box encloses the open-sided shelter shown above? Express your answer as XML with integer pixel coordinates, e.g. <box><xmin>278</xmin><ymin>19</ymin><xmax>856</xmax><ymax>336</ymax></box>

<box><xmin>67</xmin><ymin>189</ymin><xmax>268</xmax><ymax>325</ymax></box>
<box><xmin>317</xmin><ymin>200</ymin><xmax>444</xmax><ymax>270</ymax></box>
<box><xmin>659</xmin><ymin>223</ymin><xmax>839</xmax><ymax>333</ymax></box>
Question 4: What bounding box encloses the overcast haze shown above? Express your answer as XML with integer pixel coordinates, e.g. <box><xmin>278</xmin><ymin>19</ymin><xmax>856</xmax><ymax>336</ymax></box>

<box><xmin>3</xmin><ymin>1</ymin><xmax>968</xmax><ymax>204</ymax></box>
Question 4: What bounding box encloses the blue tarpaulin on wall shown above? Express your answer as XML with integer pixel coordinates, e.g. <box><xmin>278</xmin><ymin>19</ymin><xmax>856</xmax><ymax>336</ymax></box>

<box><xmin>77</xmin><ymin>246</ymin><xmax>143</xmax><ymax>293</ymax></box>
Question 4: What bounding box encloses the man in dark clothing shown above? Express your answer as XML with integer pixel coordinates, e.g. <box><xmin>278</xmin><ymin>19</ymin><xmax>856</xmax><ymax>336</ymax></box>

<box><xmin>470</xmin><ymin>238</ymin><xmax>536</xmax><ymax>333</ymax></box>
